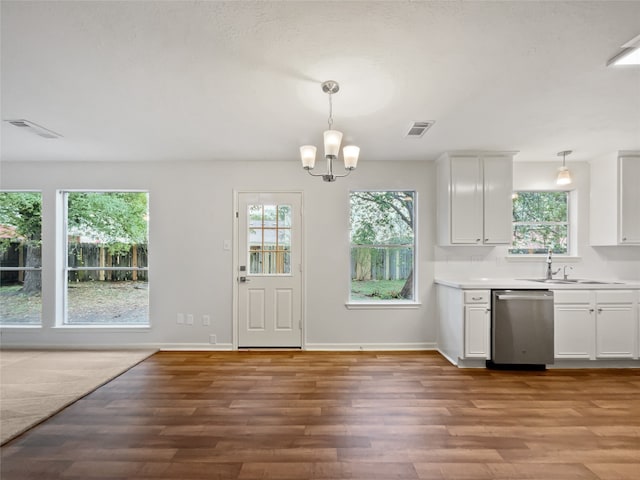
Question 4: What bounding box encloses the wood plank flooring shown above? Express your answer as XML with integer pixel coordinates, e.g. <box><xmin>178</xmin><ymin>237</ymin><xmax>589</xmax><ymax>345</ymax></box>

<box><xmin>1</xmin><ymin>351</ymin><xmax>639</xmax><ymax>479</ymax></box>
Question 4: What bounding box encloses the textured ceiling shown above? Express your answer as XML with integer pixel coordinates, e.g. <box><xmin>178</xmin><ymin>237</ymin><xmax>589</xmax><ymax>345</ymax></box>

<box><xmin>1</xmin><ymin>1</ymin><xmax>639</xmax><ymax>163</ymax></box>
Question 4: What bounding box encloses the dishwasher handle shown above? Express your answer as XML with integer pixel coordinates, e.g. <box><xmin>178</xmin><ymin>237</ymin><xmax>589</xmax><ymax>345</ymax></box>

<box><xmin>496</xmin><ymin>293</ymin><xmax>552</xmax><ymax>301</ymax></box>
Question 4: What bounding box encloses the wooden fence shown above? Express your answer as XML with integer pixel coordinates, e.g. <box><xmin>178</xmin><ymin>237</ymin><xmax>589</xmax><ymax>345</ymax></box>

<box><xmin>350</xmin><ymin>246</ymin><xmax>413</xmax><ymax>281</ymax></box>
<box><xmin>1</xmin><ymin>241</ymin><xmax>148</xmax><ymax>284</ymax></box>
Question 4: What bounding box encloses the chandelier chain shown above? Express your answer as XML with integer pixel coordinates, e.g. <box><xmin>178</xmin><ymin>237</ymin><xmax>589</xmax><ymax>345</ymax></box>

<box><xmin>327</xmin><ymin>92</ymin><xmax>333</xmax><ymax>129</ymax></box>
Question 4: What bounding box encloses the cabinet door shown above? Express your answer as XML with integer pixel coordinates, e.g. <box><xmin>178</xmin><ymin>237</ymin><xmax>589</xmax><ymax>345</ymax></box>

<box><xmin>450</xmin><ymin>157</ymin><xmax>484</xmax><ymax>244</ymax></box>
<box><xmin>619</xmin><ymin>156</ymin><xmax>640</xmax><ymax>244</ymax></box>
<box><xmin>596</xmin><ymin>304</ymin><xmax>636</xmax><ymax>358</ymax></box>
<box><xmin>554</xmin><ymin>305</ymin><xmax>595</xmax><ymax>359</ymax></box>
<box><xmin>482</xmin><ymin>156</ymin><xmax>513</xmax><ymax>244</ymax></box>
<box><xmin>464</xmin><ymin>304</ymin><xmax>490</xmax><ymax>358</ymax></box>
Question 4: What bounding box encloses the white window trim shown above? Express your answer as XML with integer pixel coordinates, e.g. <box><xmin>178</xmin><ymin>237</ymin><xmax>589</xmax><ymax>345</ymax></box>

<box><xmin>345</xmin><ymin>301</ymin><xmax>421</xmax><ymax>310</ymax></box>
<box><xmin>348</xmin><ymin>190</ymin><xmax>418</xmax><ymax>305</ymax></box>
<box><xmin>59</xmin><ymin>190</ymin><xmax>150</xmax><ymax>327</ymax></box>
<box><xmin>509</xmin><ymin>190</ymin><xmax>573</xmax><ymax>256</ymax></box>
<box><xmin>0</xmin><ymin>190</ymin><xmax>43</xmax><ymax>326</ymax></box>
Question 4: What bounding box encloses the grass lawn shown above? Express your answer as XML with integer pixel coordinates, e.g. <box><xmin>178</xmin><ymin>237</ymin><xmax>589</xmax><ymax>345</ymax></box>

<box><xmin>1</xmin><ymin>281</ymin><xmax>148</xmax><ymax>325</ymax></box>
<box><xmin>350</xmin><ymin>279</ymin><xmax>406</xmax><ymax>300</ymax></box>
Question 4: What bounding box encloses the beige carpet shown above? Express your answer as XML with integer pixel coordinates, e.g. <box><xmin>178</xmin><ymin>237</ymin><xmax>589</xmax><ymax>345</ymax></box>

<box><xmin>0</xmin><ymin>349</ymin><xmax>156</xmax><ymax>445</ymax></box>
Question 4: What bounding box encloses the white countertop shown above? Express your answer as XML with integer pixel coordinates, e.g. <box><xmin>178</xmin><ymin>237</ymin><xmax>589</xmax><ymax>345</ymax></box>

<box><xmin>434</xmin><ymin>277</ymin><xmax>640</xmax><ymax>290</ymax></box>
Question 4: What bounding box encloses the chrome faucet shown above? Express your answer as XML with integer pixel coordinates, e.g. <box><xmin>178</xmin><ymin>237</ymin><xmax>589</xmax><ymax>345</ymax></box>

<box><xmin>546</xmin><ymin>249</ymin><xmax>561</xmax><ymax>280</ymax></box>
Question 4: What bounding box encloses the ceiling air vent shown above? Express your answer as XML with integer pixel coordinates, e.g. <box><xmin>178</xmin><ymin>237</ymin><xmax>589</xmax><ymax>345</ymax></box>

<box><xmin>404</xmin><ymin>121</ymin><xmax>435</xmax><ymax>138</ymax></box>
<box><xmin>4</xmin><ymin>119</ymin><xmax>62</xmax><ymax>139</ymax></box>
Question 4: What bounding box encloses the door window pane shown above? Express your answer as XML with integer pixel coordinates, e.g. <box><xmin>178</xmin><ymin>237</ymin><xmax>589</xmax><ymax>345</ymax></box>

<box><xmin>247</xmin><ymin>204</ymin><xmax>292</xmax><ymax>275</ymax></box>
<box><xmin>0</xmin><ymin>192</ymin><xmax>42</xmax><ymax>325</ymax></box>
<box><xmin>65</xmin><ymin>192</ymin><xmax>149</xmax><ymax>325</ymax></box>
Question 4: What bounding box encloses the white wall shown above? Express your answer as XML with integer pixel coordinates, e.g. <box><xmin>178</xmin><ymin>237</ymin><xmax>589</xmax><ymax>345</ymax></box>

<box><xmin>0</xmin><ymin>160</ymin><xmax>437</xmax><ymax>349</ymax></box>
<box><xmin>434</xmin><ymin>160</ymin><xmax>640</xmax><ymax>280</ymax></box>
<box><xmin>2</xmin><ymin>158</ymin><xmax>638</xmax><ymax>349</ymax></box>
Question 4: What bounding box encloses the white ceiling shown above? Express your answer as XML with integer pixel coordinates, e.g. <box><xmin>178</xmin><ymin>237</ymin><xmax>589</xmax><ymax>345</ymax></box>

<box><xmin>1</xmin><ymin>1</ymin><xmax>639</xmax><ymax>164</ymax></box>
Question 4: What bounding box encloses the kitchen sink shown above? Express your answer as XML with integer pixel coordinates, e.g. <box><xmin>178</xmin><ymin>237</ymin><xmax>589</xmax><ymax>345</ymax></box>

<box><xmin>519</xmin><ymin>278</ymin><xmax>623</xmax><ymax>285</ymax></box>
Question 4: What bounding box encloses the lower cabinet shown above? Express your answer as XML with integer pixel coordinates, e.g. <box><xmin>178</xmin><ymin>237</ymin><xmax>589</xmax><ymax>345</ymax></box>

<box><xmin>554</xmin><ymin>290</ymin><xmax>638</xmax><ymax>360</ymax></box>
<box><xmin>437</xmin><ymin>286</ymin><xmax>490</xmax><ymax>365</ymax></box>
<box><xmin>596</xmin><ymin>302</ymin><xmax>636</xmax><ymax>358</ymax></box>
<box><xmin>464</xmin><ymin>303</ymin><xmax>490</xmax><ymax>358</ymax></box>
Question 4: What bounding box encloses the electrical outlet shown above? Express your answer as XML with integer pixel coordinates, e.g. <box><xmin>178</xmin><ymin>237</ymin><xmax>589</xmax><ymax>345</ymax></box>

<box><xmin>177</xmin><ymin>313</ymin><xmax>184</xmax><ymax>325</ymax></box>
<box><xmin>209</xmin><ymin>334</ymin><xmax>217</xmax><ymax>344</ymax></box>
<box><xmin>202</xmin><ymin>315</ymin><xmax>211</xmax><ymax>326</ymax></box>
<box><xmin>186</xmin><ymin>314</ymin><xmax>194</xmax><ymax>325</ymax></box>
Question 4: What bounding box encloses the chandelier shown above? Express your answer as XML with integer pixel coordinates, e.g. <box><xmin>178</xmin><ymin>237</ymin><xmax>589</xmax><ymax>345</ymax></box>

<box><xmin>300</xmin><ymin>80</ymin><xmax>360</xmax><ymax>182</ymax></box>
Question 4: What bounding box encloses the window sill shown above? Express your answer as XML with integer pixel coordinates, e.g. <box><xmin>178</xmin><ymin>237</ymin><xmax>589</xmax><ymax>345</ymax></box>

<box><xmin>505</xmin><ymin>255</ymin><xmax>582</xmax><ymax>263</ymax></box>
<box><xmin>0</xmin><ymin>324</ymin><xmax>42</xmax><ymax>331</ymax></box>
<box><xmin>345</xmin><ymin>302</ymin><xmax>421</xmax><ymax>310</ymax></box>
<box><xmin>52</xmin><ymin>324</ymin><xmax>151</xmax><ymax>332</ymax></box>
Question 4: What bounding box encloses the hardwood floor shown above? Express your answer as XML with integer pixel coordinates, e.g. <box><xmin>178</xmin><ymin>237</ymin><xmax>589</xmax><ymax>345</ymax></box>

<box><xmin>1</xmin><ymin>351</ymin><xmax>639</xmax><ymax>479</ymax></box>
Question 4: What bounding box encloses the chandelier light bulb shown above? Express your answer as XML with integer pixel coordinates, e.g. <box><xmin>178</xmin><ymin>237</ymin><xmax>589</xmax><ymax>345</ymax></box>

<box><xmin>323</xmin><ymin>130</ymin><xmax>343</xmax><ymax>157</ymax></box>
<box><xmin>343</xmin><ymin>146</ymin><xmax>360</xmax><ymax>169</ymax></box>
<box><xmin>300</xmin><ymin>145</ymin><xmax>317</xmax><ymax>169</ymax></box>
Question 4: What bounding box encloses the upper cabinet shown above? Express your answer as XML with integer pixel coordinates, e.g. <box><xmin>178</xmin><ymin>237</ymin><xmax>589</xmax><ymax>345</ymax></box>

<box><xmin>437</xmin><ymin>151</ymin><xmax>515</xmax><ymax>246</ymax></box>
<box><xmin>590</xmin><ymin>152</ymin><xmax>640</xmax><ymax>245</ymax></box>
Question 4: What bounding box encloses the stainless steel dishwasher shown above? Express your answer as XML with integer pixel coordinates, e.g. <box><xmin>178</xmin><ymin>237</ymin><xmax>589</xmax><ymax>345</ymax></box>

<box><xmin>489</xmin><ymin>290</ymin><xmax>554</xmax><ymax>368</ymax></box>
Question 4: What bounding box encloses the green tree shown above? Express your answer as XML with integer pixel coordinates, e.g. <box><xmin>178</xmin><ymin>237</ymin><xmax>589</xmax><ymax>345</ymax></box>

<box><xmin>67</xmin><ymin>192</ymin><xmax>148</xmax><ymax>255</ymax></box>
<box><xmin>512</xmin><ymin>192</ymin><xmax>568</xmax><ymax>254</ymax></box>
<box><xmin>350</xmin><ymin>191</ymin><xmax>414</xmax><ymax>299</ymax></box>
<box><xmin>0</xmin><ymin>193</ymin><xmax>42</xmax><ymax>293</ymax></box>
<box><xmin>0</xmin><ymin>192</ymin><xmax>148</xmax><ymax>294</ymax></box>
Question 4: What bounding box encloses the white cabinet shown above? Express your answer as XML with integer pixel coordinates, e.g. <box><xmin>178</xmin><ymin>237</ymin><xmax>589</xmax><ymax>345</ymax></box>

<box><xmin>554</xmin><ymin>291</ymin><xmax>594</xmax><ymax>359</ymax></box>
<box><xmin>437</xmin><ymin>286</ymin><xmax>490</xmax><ymax>365</ymax></box>
<box><xmin>554</xmin><ymin>290</ymin><xmax>638</xmax><ymax>360</ymax></box>
<box><xmin>595</xmin><ymin>291</ymin><xmax>637</xmax><ymax>359</ymax></box>
<box><xmin>590</xmin><ymin>152</ymin><xmax>640</xmax><ymax>245</ymax></box>
<box><xmin>463</xmin><ymin>290</ymin><xmax>490</xmax><ymax>358</ymax></box>
<box><xmin>437</xmin><ymin>152</ymin><xmax>515</xmax><ymax>246</ymax></box>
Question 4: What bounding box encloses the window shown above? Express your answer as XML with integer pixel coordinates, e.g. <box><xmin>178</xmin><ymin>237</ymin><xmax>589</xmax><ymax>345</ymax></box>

<box><xmin>248</xmin><ymin>204</ymin><xmax>291</xmax><ymax>275</ymax></box>
<box><xmin>0</xmin><ymin>192</ymin><xmax>42</xmax><ymax>325</ymax></box>
<box><xmin>64</xmin><ymin>191</ymin><xmax>149</xmax><ymax>325</ymax></box>
<box><xmin>350</xmin><ymin>191</ymin><xmax>415</xmax><ymax>301</ymax></box>
<box><xmin>510</xmin><ymin>191</ymin><xmax>569</xmax><ymax>255</ymax></box>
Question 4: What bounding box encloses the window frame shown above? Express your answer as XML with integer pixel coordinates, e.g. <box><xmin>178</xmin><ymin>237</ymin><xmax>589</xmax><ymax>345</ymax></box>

<box><xmin>0</xmin><ymin>190</ymin><xmax>43</xmax><ymax>327</ymax></box>
<box><xmin>347</xmin><ymin>189</ymin><xmax>419</xmax><ymax>308</ymax></box>
<box><xmin>61</xmin><ymin>190</ymin><xmax>150</xmax><ymax>327</ymax></box>
<box><xmin>510</xmin><ymin>190</ymin><xmax>572</xmax><ymax>256</ymax></box>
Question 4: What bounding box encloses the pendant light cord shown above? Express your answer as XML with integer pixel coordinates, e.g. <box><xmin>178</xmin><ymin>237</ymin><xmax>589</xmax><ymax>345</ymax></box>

<box><xmin>327</xmin><ymin>93</ymin><xmax>333</xmax><ymax>129</ymax></box>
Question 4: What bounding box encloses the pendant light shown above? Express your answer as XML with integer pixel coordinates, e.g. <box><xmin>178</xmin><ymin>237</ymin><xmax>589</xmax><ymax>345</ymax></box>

<box><xmin>300</xmin><ymin>80</ymin><xmax>360</xmax><ymax>182</ymax></box>
<box><xmin>556</xmin><ymin>150</ymin><xmax>572</xmax><ymax>186</ymax></box>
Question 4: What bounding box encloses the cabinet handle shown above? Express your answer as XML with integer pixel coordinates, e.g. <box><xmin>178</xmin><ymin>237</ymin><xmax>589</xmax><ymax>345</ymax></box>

<box><xmin>622</xmin><ymin>237</ymin><xmax>627</xmax><ymax>241</ymax></box>
<box><xmin>484</xmin><ymin>238</ymin><xmax>489</xmax><ymax>242</ymax></box>
<box><xmin>597</xmin><ymin>308</ymin><xmax>602</xmax><ymax>314</ymax></box>
<box><xmin>589</xmin><ymin>308</ymin><xmax>595</xmax><ymax>313</ymax></box>
<box><xmin>476</xmin><ymin>238</ymin><xmax>481</xmax><ymax>242</ymax></box>
<box><xmin>472</xmin><ymin>296</ymin><xmax>483</xmax><ymax>301</ymax></box>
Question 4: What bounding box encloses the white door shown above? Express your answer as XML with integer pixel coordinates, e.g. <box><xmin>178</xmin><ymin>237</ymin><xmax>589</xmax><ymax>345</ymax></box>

<box><xmin>237</xmin><ymin>192</ymin><xmax>302</xmax><ymax>347</ymax></box>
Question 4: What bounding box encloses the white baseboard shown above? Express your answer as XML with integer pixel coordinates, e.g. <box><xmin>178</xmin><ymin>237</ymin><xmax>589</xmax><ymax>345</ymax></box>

<box><xmin>549</xmin><ymin>359</ymin><xmax>640</xmax><ymax>369</ymax></box>
<box><xmin>160</xmin><ymin>343</ymin><xmax>233</xmax><ymax>351</ymax></box>
<box><xmin>305</xmin><ymin>342</ymin><xmax>437</xmax><ymax>351</ymax></box>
